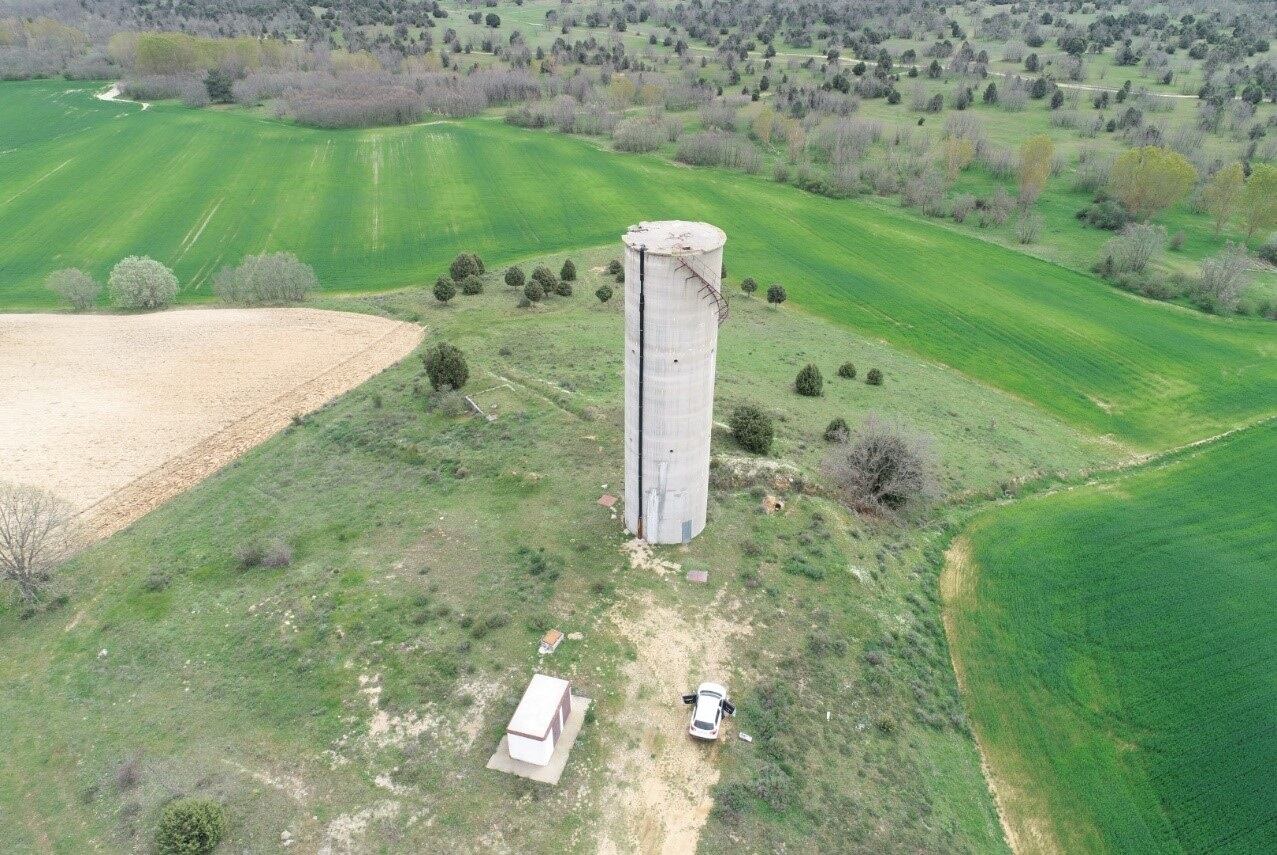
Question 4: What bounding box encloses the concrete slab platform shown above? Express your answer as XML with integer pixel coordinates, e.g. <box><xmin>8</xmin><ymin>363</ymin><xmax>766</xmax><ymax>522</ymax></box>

<box><xmin>486</xmin><ymin>696</ymin><xmax>592</xmax><ymax>785</ymax></box>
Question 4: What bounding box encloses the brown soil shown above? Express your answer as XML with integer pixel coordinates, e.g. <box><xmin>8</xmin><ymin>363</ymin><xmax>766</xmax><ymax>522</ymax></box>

<box><xmin>0</xmin><ymin>308</ymin><xmax>423</xmax><ymax>542</ymax></box>
<box><xmin>597</xmin><ymin>588</ymin><xmax>751</xmax><ymax>855</ymax></box>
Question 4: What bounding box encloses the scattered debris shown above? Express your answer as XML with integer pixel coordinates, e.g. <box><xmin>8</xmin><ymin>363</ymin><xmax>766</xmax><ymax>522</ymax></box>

<box><xmin>762</xmin><ymin>495</ymin><xmax>785</xmax><ymax>514</ymax></box>
<box><xmin>685</xmin><ymin>569</ymin><xmax>709</xmax><ymax>584</ymax></box>
<box><xmin>464</xmin><ymin>395</ymin><xmax>496</xmax><ymax>421</ymax></box>
<box><xmin>621</xmin><ymin>538</ymin><xmax>681</xmax><ymax>576</ymax></box>
<box><xmin>738</xmin><ymin>732</ymin><xmax>753</xmax><ymax>743</ymax></box>
<box><xmin>597</xmin><ymin>493</ymin><xmax>618</xmax><ymax>508</ymax></box>
<box><xmin>566</xmin><ymin>631</ymin><xmax>584</xmax><ymax>641</ymax></box>
<box><xmin>539</xmin><ymin>629</ymin><xmax>564</xmax><ymax>655</ymax></box>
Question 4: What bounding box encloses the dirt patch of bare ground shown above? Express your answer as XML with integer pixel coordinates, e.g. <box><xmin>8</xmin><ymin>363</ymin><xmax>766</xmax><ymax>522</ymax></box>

<box><xmin>598</xmin><ymin>583</ymin><xmax>751</xmax><ymax>855</ymax></box>
<box><xmin>0</xmin><ymin>309</ymin><xmax>423</xmax><ymax>542</ymax></box>
<box><xmin>940</xmin><ymin>538</ymin><xmax>1061</xmax><ymax>855</ymax></box>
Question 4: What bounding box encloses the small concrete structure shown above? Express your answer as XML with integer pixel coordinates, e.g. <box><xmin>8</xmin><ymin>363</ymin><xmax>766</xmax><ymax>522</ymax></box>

<box><xmin>487</xmin><ymin>675</ymin><xmax>591</xmax><ymax>785</ymax></box>
<box><xmin>622</xmin><ymin>221</ymin><xmax>728</xmax><ymax>545</ymax></box>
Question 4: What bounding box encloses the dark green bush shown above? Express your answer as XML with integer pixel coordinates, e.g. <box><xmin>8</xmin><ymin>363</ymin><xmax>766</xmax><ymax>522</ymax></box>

<box><xmin>155</xmin><ymin>798</ymin><xmax>227</xmax><ymax>855</ymax></box>
<box><xmin>423</xmin><ymin>343</ymin><xmax>468</xmax><ymax>391</ymax></box>
<box><xmin>560</xmin><ymin>258</ymin><xmax>576</xmax><ymax>281</ymax></box>
<box><xmin>824</xmin><ymin>417</ymin><xmax>849</xmax><ymax>442</ymax></box>
<box><xmin>766</xmin><ymin>283</ymin><xmax>787</xmax><ymax>305</ymax></box>
<box><xmin>531</xmin><ymin>265</ymin><xmax>557</xmax><ymax>292</ymax></box>
<box><xmin>795</xmin><ymin>364</ymin><xmax>823</xmax><ymax>396</ymax></box>
<box><xmin>866</xmin><ymin>368</ymin><xmax>883</xmax><ymax>385</ymax></box>
<box><xmin>460</xmin><ymin>275</ymin><xmax>483</xmax><ymax>295</ymax></box>
<box><xmin>433</xmin><ymin>277</ymin><xmax>455</xmax><ymax>304</ymax></box>
<box><xmin>449</xmin><ymin>252</ymin><xmax>483</xmax><ymax>281</ymax></box>
<box><xmin>740</xmin><ymin>277</ymin><xmax>757</xmax><ymax>295</ymax></box>
<box><xmin>595</xmin><ymin>285</ymin><xmax>613</xmax><ymax>302</ymax></box>
<box><xmin>606</xmin><ymin>258</ymin><xmax>623</xmax><ymax>276</ymax></box>
<box><xmin>837</xmin><ymin>361</ymin><xmax>856</xmax><ymax>379</ymax></box>
<box><xmin>554</xmin><ymin>280</ymin><xmax>573</xmax><ymax>297</ymax></box>
<box><xmin>524</xmin><ymin>281</ymin><xmax>544</xmax><ymax>303</ymax></box>
<box><xmin>729</xmin><ymin>403</ymin><xmax>774</xmax><ymax>454</ymax></box>
<box><xmin>504</xmin><ymin>266</ymin><xmax>525</xmax><ymax>287</ymax></box>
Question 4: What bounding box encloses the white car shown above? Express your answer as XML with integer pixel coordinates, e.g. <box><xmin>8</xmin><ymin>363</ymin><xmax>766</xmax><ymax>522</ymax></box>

<box><xmin>682</xmin><ymin>682</ymin><xmax>735</xmax><ymax>740</ymax></box>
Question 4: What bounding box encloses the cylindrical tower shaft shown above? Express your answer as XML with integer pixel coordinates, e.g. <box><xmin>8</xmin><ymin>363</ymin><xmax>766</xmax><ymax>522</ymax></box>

<box><xmin>622</xmin><ymin>221</ymin><xmax>727</xmax><ymax>544</ymax></box>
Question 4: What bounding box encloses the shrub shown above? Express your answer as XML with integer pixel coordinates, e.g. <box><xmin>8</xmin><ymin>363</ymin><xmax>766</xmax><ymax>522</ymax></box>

<box><xmin>675</xmin><ymin>130</ymin><xmax>762</xmax><ymax>171</ymax></box>
<box><xmin>423</xmin><ymin>343</ymin><xmax>468</xmax><ymax>391</ymax></box>
<box><xmin>866</xmin><ymin>368</ymin><xmax>883</xmax><ymax>385</ymax></box>
<box><xmin>108</xmin><ymin>256</ymin><xmax>178</xmax><ymax>310</ymax></box>
<box><xmin>554</xmin><ymin>280</ymin><xmax>573</xmax><ymax>297</ymax></box>
<box><xmin>822</xmin><ymin>415</ymin><xmax>938</xmax><ymax>514</ymax></box>
<box><xmin>1258</xmin><ymin>235</ymin><xmax>1277</xmax><ymax>266</ymax></box>
<box><xmin>213</xmin><ymin>251</ymin><xmax>316</xmax><ymax>304</ymax></box>
<box><xmin>460</xmin><ymin>275</ymin><xmax>483</xmax><ymax>295</ymax></box>
<box><xmin>824</xmin><ymin>417</ymin><xmax>849</xmax><ymax>442</ymax></box>
<box><xmin>531</xmin><ymin>265</ymin><xmax>557</xmax><ymax>292</ymax></box>
<box><xmin>1195</xmin><ymin>243</ymin><xmax>1251</xmax><ymax>313</ymax></box>
<box><xmin>433</xmin><ymin>277</ymin><xmax>456</xmax><ymax>304</ymax></box>
<box><xmin>1015</xmin><ymin>212</ymin><xmax>1043</xmax><ymax>244</ymax></box>
<box><xmin>45</xmin><ymin>268</ymin><xmax>101</xmax><ymax>311</ymax></box>
<box><xmin>613</xmin><ymin>116</ymin><xmax>666</xmax><ymax>152</ymax></box>
<box><xmin>560</xmin><ymin>259</ymin><xmax>576</xmax><ymax>281</ymax></box>
<box><xmin>234</xmin><ymin>541</ymin><xmax>264</xmax><ymax>569</ymax></box>
<box><xmin>449</xmin><ymin>252</ymin><xmax>483</xmax><ymax>281</ymax></box>
<box><xmin>524</xmin><ymin>281</ymin><xmax>545</xmax><ymax>303</ymax></box>
<box><xmin>766</xmin><ymin>284</ymin><xmax>787</xmax><ymax>305</ymax></box>
<box><xmin>504</xmin><ymin>266</ymin><xmax>525</xmax><ymax>288</ymax></box>
<box><xmin>155</xmin><ymin>798</ymin><xmax>227</xmax><ymax>855</ymax></box>
<box><xmin>261</xmin><ymin>540</ymin><xmax>293</xmax><ymax>568</ymax></box>
<box><xmin>837</xmin><ymin>361</ymin><xmax>856</xmax><ymax>379</ymax></box>
<box><xmin>729</xmin><ymin>404</ymin><xmax>774</xmax><ymax>454</ymax></box>
<box><xmin>1077</xmin><ymin>198</ymin><xmax>1131</xmax><ymax>230</ymax></box>
<box><xmin>795</xmin><ymin>364</ymin><xmax>823</xmax><ymax>397</ymax></box>
<box><xmin>595</xmin><ymin>285</ymin><xmax>613</xmax><ymax>303</ymax></box>
<box><xmin>1169</xmin><ymin>230</ymin><xmax>1186</xmax><ymax>251</ymax></box>
<box><xmin>740</xmin><ymin>277</ymin><xmax>757</xmax><ymax>296</ymax></box>
<box><xmin>607</xmin><ymin>259</ymin><xmax>623</xmax><ymax>276</ymax></box>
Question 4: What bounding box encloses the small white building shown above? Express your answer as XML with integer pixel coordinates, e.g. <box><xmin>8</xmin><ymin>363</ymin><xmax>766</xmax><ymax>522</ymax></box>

<box><xmin>506</xmin><ymin>674</ymin><xmax>573</xmax><ymax>766</ymax></box>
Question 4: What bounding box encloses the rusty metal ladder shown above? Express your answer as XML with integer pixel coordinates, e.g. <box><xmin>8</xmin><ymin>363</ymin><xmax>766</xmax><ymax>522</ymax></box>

<box><xmin>675</xmin><ymin>258</ymin><xmax>729</xmax><ymax>325</ymax></box>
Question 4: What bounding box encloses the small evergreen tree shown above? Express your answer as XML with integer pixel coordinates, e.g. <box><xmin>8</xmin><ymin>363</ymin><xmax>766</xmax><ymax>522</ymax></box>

<box><xmin>204</xmin><ymin>68</ymin><xmax>234</xmax><ymax>104</ymax></box>
<box><xmin>740</xmin><ymin>277</ymin><xmax>758</xmax><ymax>296</ymax></box>
<box><xmin>524</xmin><ymin>281</ymin><xmax>545</xmax><ymax>303</ymax></box>
<box><xmin>766</xmin><ymin>283</ymin><xmax>787</xmax><ymax>305</ymax></box>
<box><xmin>449</xmin><ymin>252</ymin><xmax>483</xmax><ymax>281</ymax></box>
<box><xmin>866</xmin><ymin>368</ymin><xmax>884</xmax><ymax>385</ymax></box>
<box><xmin>554</xmin><ymin>280</ymin><xmax>573</xmax><ymax>296</ymax></box>
<box><xmin>607</xmin><ymin>259</ymin><xmax>623</xmax><ymax>276</ymax></box>
<box><xmin>824</xmin><ymin>417</ymin><xmax>849</xmax><ymax>442</ymax></box>
<box><xmin>531</xmin><ymin>265</ymin><xmax>557</xmax><ymax>292</ymax></box>
<box><xmin>795</xmin><ymin>364</ymin><xmax>823</xmax><ymax>396</ymax></box>
<box><xmin>504</xmin><ymin>266</ymin><xmax>525</xmax><ymax>288</ymax></box>
<box><xmin>560</xmin><ymin>258</ymin><xmax>576</xmax><ymax>281</ymax></box>
<box><xmin>460</xmin><ymin>274</ymin><xmax>483</xmax><ymax>295</ymax></box>
<box><xmin>729</xmin><ymin>403</ymin><xmax>774</xmax><ymax>454</ymax></box>
<box><xmin>433</xmin><ymin>276</ymin><xmax>456</xmax><ymax>304</ymax></box>
<box><xmin>423</xmin><ymin>343</ymin><xmax>468</xmax><ymax>390</ymax></box>
<box><xmin>837</xmin><ymin>361</ymin><xmax>856</xmax><ymax>379</ymax></box>
<box><xmin>596</xmin><ymin>285</ymin><xmax>613</xmax><ymax>302</ymax></box>
<box><xmin>155</xmin><ymin>798</ymin><xmax>227</xmax><ymax>855</ymax></box>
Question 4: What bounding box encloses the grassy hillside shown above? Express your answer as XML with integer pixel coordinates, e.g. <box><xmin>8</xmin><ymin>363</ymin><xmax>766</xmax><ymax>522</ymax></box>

<box><xmin>946</xmin><ymin>421</ymin><xmax>1277</xmax><ymax>854</ymax></box>
<box><xmin>2</xmin><ymin>81</ymin><xmax>1273</xmax><ymax>448</ymax></box>
<box><xmin>0</xmin><ymin>248</ymin><xmax>1124</xmax><ymax>852</ymax></box>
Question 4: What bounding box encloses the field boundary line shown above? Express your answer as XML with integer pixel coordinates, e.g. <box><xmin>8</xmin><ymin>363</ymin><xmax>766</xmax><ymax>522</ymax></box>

<box><xmin>73</xmin><ymin>317</ymin><xmax>424</xmax><ymax>544</ymax></box>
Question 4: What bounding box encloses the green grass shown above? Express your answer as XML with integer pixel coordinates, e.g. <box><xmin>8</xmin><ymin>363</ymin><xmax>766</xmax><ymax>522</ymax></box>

<box><xmin>948</xmin><ymin>421</ymin><xmax>1277</xmax><ymax>854</ymax></box>
<box><xmin>2</xmin><ymin>81</ymin><xmax>1274</xmax><ymax>449</ymax></box>
<box><xmin>0</xmin><ymin>247</ymin><xmax>1117</xmax><ymax>851</ymax></box>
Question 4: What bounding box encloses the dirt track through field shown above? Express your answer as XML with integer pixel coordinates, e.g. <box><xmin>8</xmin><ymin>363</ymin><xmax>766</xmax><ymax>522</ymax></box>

<box><xmin>0</xmin><ymin>309</ymin><xmax>423</xmax><ymax>542</ymax></box>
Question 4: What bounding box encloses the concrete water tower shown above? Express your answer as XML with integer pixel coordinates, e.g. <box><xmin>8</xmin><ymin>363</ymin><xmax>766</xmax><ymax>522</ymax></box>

<box><xmin>622</xmin><ymin>221</ymin><xmax>729</xmax><ymax>544</ymax></box>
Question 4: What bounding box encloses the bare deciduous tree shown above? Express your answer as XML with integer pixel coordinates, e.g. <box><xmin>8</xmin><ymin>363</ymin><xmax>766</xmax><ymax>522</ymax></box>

<box><xmin>0</xmin><ymin>483</ymin><xmax>76</xmax><ymax>605</ymax></box>
<box><xmin>1196</xmin><ymin>243</ymin><xmax>1251</xmax><ymax>313</ymax></box>
<box><xmin>822</xmin><ymin>416</ymin><xmax>938</xmax><ymax>516</ymax></box>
